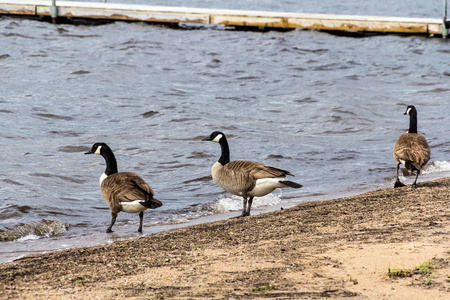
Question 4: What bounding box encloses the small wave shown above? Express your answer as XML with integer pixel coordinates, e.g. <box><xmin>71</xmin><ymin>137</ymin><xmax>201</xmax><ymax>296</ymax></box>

<box><xmin>141</xmin><ymin>110</ymin><xmax>159</xmax><ymax>118</ymax></box>
<box><xmin>17</xmin><ymin>235</ymin><xmax>41</xmax><ymax>241</ymax></box>
<box><xmin>1</xmin><ymin>178</ymin><xmax>25</xmax><ymax>186</ymax></box>
<box><xmin>292</xmin><ymin>47</ymin><xmax>329</xmax><ymax>54</ymax></box>
<box><xmin>170</xmin><ymin>117</ymin><xmax>201</xmax><ymax>123</ymax></box>
<box><xmin>49</xmin><ymin>130</ymin><xmax>82</xmax><ymax>137</ymax></box>
<box><xmin>33</xmin><ymin>113</ymin><xmax>74</xmax><ymax>121</ymax></box>
<box><xmin>187</xmin><ymin>151</ymin><xmax>213</xmax><ymax>159</ymax></box>
<box><xmin>29</xmin><ymin>173</ymin><xmax>85</xmax><ymax>184</ymax></box>
<box><xmin>59</xmin><ymin>145</ymin><xmax>89</xmax><ymax>153</ymax></box>
<box><xmin>0</xmin><ymin>204</ymin><xmax>33</xmax><ymax>221</ymax></box>
<box><xmin>422</xmin><ymin>161</ymin><xmax>450</xmax><ymax>175</ymax></box>
<box><xmin>266</xmin><ymin>154</ymin><xmax>292</xmax><ymax>160</ymax></box>
<box><xmin>150</xmin><ymin>204</ymin><xmax>210</xmax><ymax>225</ymax></box>
<box><xmin>182</xmin><ymin>175</ymin><xmax>212</xmax><ymax>184</ymax></box>
<box><xmin>0</xmin><ymin>219</ymin><xmax>69</xmax><ymax>242</ymax></box>
<box><xmin>294</xmin><ymin>97</ymin><xmax>318</xmax><ymax>103</ymax></box>
<box><xmin>70</xmin><ymin>70</ymin><xmax>90</xmax><ymax>75</ymax></box>
<box><xmin>236</xmin><ymin>76</ymin><xmax>259</xmax><ymax>81</ymax></box>
<box><xmin>417</xmin><ymin>88</ymin><xmax>450</xmax><ymax>94</ymax></box>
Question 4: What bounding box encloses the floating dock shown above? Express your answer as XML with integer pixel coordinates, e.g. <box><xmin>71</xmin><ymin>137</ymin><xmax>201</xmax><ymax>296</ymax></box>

<box><xmin>0</xmin><ymin>0</ymin><xmax>448</xmax><ymax>36</ymax></box>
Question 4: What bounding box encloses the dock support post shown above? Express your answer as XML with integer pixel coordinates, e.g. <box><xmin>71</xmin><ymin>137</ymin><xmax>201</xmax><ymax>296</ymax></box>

<box><xmin>443</xmin><ymin>0</ymin><xmax>448</xmax><ymax>38</ymax></box>
<box><xmin>51</xmin><ymin>0</ymin><xmax>58</xmax><ymax>24</ymax></box>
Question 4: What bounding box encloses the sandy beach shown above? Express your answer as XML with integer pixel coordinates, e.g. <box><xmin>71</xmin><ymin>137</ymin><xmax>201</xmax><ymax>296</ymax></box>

<box><xmin>1</xmin><ymin>177</ymin><xmax>450</xmax><ymax>299</ymax></box>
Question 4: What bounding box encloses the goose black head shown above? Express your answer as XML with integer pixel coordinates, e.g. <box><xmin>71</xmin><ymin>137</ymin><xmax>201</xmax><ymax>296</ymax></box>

<box><xmin>85</xmin><ymin>142</ymin><xmax>110</xmax><ymax>155</ymax></box>
<box><xmin>404</xmin><ymin>105</ymin><xmax>417</xmax><ymax>116</ymax></box>
<box><xmin>202</xmin><ymin>131</ymin><xmax>225</xmax><ymax>143</ymax></box>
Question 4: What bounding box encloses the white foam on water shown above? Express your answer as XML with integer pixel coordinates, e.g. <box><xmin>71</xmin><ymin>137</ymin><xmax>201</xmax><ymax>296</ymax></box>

<box><xmin>422</xmin><ymin>161</ymin><xmax>450</xmax><ymax>175</ymax></box>
<box><xmin>208</xmin><ymin>190</ymin><xmax>283</xmax><ymax>213</ymax></box>
<box><xmin>1</xmin><ymin>219</ymin><xmax>69</xmax><ymax>242</ymax></box>
<box><xmin>396</xmin><ymin>160</ymin><xmax>450</xmax><ymax>185</ymax></box>
<box><xmin>17</xmin><ymin>234</ymin><xmax>40</xmax><ymax>242</ymax></box>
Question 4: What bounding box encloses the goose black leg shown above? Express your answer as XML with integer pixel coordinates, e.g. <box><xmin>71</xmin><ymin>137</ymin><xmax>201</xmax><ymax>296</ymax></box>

<box><xmin>231</xmin><ymin>197</ymin><xmax>249</xmax><ymax>218</ymax></box>
<box><xmin>138</xmin><ymin>211</ymin><xmax>144</xmax><ymax>232</ymax></box>
<box><xmin>242</xmin><ymin>197</ymin><xmax>247</xmax><ymax>216</ymax></box>
<box><xmin>412</xmin><ymin>170</ymin><xmax>420</xmax><ymax>187</ymax></box>
<box><xmin>246</xmin><ymin>197</ymin><xmax>254</xmax><ymax>216</ymax></box>
<box><xmin>107</xmin><ymin>217</ymin><xmax>116</xmax><ymax>233</ymax></box>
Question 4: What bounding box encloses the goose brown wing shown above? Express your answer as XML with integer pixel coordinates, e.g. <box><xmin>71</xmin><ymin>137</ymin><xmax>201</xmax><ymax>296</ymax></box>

<box><xmin>252</xmin><ymin>165</ymin><xmax>292</xmax><ymax>179</ymax></box>
<box><xmin>225</xmin><ymin>160</ymin><xmax>291</xmax><ymax>179</ymax></box>
<box><xmin>394</xmin><ymin>134</ymin><xmax>430</xmax><ymax>168</ymax></box>
<box><xmin>219</xmin><ymin>161</ymin><xmax>256</xmax><ymax>192</ymax></box>
<box><xmin>101</xmin><ymin>172</ymin><xmax>154</xmax><ymax>203</ymax></box>
<box><xmin>217</xmin><ymin>161</ymin><xmax>294</xmax><ymax>196</ymax></box>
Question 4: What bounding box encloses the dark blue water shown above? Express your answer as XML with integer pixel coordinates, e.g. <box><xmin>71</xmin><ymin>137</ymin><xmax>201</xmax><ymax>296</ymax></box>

<box><xmin>0</xmin><ymin>0</ymin><xmax>449</xmax><ymax>262</ymax></box>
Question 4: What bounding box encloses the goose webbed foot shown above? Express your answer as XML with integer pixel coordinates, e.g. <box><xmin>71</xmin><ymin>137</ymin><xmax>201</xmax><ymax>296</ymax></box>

<box><xmin>394</xmin><ymin>178</ymin><xmax>405</xmax><ymax>188</ymax></box>
<box><xmin>230</xmin><ymin>211</ymin><xmax>250</xmax><ymax>219</ymax></box>
<box><xmin>240</xmin><ymin>211</ymin><xmax>250</xmax><ymax>217</ymax></box>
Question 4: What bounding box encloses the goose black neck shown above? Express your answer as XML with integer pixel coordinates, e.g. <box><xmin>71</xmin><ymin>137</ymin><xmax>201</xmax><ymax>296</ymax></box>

<box><xmin>408</xmin><ymin>111</ymin><xmax>418</xmax><ymax>134</ymax></box>
<box><xmin>218</xmin><ymin>136</ymin><xmax>230</xmax><ymax>165</ymax></box>
<box><xmin>101</xmin><ymin>147</ymin><xmax>118</xmax><ymax>175</ymax></box>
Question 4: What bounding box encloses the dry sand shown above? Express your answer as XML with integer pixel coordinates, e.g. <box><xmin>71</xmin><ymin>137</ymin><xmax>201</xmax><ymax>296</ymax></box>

<box><xmin>1</xmin><ymin>177</ymin><xmax>450</xmax><ymax>299</ymax></box>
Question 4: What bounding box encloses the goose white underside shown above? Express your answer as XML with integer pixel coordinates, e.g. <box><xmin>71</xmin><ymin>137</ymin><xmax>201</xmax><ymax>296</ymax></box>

<box><xmin>248</xmin><ymin>177</ymin><xmax>287</xmax><ymax>197</ymax></box>
<box><xmin>121</xmin><ymin>200</ymin><xmax>148</xmax><ymax>213</ymax></box>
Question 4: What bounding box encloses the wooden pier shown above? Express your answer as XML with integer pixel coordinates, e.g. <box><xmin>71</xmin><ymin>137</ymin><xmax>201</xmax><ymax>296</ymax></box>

<box><xmin>0</xmin><ymin>0</ymin><xmax>447</xmax><ymax>36</ymax></box>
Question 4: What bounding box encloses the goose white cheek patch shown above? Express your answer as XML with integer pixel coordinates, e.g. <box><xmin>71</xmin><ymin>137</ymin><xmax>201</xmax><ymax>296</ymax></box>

<box><xmin>212</xmin><ymin>134</ymin><xmax>223</xmax><ymax>143</ymax></box>
<box><xmin>94</xmin><ymin>145</ymin><xmax>102</xmax><ymax>154</ymax></box>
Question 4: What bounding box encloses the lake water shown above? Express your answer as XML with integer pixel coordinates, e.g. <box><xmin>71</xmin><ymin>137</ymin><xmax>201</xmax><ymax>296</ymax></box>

<box><xmin>0</xmin><ymin>0</ymin><xmax>449</xmax><ymax>262</ymax></box>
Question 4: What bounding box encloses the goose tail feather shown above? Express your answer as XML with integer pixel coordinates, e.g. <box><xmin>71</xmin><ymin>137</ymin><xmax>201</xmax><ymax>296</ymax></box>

<box><xmin>405</xmin><ymin>161</ymin><xmax>421</xmax><ymax>171</ymax></box>
<box><xmin>140</xmin><ymin>197</ymin><xmax>163</xmax><ymax>209</ymax></box>
<box><xmin>280</xmin><ymin>181</ymin><xmax>302</xmax><ymax>189</ymax></box>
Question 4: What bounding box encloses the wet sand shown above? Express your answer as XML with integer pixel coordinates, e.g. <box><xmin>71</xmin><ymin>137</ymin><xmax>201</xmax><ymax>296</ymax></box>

<box><xmin>1</xmin><ymin>177</ymin><xmax>450</xmax><ymax>299</ymax></box>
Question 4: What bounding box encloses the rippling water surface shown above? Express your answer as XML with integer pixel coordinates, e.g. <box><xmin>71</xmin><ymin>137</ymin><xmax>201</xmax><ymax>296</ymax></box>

<box><xmin>0</xmin><ymin>0</ymin><xmax>449</xmax><ymax>262</ymax></box>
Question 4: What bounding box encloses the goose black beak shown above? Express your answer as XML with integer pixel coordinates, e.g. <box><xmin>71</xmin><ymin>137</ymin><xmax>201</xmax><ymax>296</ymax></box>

<box><xmin>85</xmin><ymin>150</ymin><xmax>93</xmax><ymax>155</ymax></box>
<box><xmin>202</xmin><ymin>137</ymin><xmax>213</xmax><ymax>141</ymax></box>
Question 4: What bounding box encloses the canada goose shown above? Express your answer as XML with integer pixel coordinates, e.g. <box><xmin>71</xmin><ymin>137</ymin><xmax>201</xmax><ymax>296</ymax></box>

<box><xmin>202</xmin><ymin>131</ymin><xmax>302</xmax><ymax>217</ymax></box>
<box><xmin>85</xmin><ymin>143</ymin><xmax>162</xmax><ymax>233</ymax></box>
<box><xmin>393</xmin><ymin>105</ymin><xmax>430</xmax><ymax>188</ymax></box>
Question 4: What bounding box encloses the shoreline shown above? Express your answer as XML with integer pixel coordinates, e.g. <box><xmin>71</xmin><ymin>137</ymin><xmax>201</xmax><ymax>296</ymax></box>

<box><xmin>1</xmin><ymin>177</ymin><xmax>450</xmax><ymax>299</ymax></box>
<box><xmin>0</xmin><ymin>177</ymin><xmax>384</xmax><ymax>264</ymax></box>
<box><xmin>1</xmin><ymin>170</ymin><xmax>448</xmax><ymax>264</ymax></box>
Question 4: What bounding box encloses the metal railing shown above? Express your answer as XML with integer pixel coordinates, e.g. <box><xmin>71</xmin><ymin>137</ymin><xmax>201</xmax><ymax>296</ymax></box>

<box><xmin>444</xmin><ymin>0</ymin><xmax>449</xmax><ymax>37</ymax></box>
<box><xmin>50</xmin><ymin>0</ymin><xmax>107</xmax><ymax>23</ymax></box>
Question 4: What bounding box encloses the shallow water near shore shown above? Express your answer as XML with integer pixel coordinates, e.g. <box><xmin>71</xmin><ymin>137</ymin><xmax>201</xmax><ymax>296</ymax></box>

<box><xmin>0</xmin><ymin>0</ymin><xmax>450</xmax><ymax>262</ymax></box>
